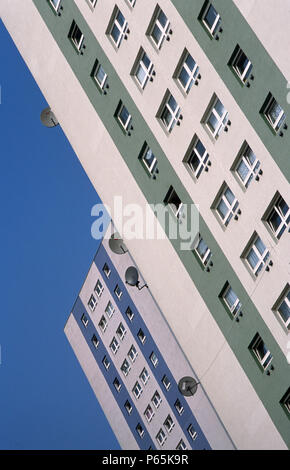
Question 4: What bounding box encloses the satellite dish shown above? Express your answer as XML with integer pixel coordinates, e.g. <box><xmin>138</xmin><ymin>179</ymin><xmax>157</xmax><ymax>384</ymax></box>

<box><xmin>178</xmin><ymin>376</ymin><xmax>199</xmax><ymax>397</ymax></box>
<box><xmin>109</xmin><ymin>233</ymin><xmax>128</xmax><ymax>254</ymax></box>
<box><xmin>125</xmin><ymin>266</ymin><xmax>139</xmax><ymax>286</ymax></box>
<box><xmin>40</xmin><ymin>107</ymin><xmax>59</xmax><ymax>128</ymax></box>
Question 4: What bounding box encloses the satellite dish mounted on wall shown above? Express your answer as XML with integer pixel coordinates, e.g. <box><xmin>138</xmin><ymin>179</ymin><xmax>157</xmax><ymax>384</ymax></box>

<box><xmin>178</xmin><ymin>376</ymin><xmax>199</xmax><ymax>397</ymax></box>
<box><xmin>125</xmin><ymin>266</ymin><xmax>148</xmax><ymax>291</ymax></box>
<box><xmin>40</xmin><ymin>107</ymin><xmax>59</xmax><ymax>128</ymax></box>
<box><xmin>109</xmin><ymin>233</ymin><xmax>128</xmax><ymax>255</ymax></box>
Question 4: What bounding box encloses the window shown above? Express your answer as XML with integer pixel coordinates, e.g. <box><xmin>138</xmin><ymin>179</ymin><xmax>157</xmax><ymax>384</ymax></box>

<box><xmin>125</xmin><ymin>400</ymin><xmax>132</xmax><ymax>414</ymax></box>
<box><xmin>93</xmin><ymin>62</ymin><xmax>108</xmax><ymax>91</ymax></box>
<box><xmin>102</xmin><ymin>263</ymin><xmax>111</xmax><ymax>278</ymax></box>
<box><xmin>108</xmin><ymin>8</ymin><xmax>128</xmax><ymax>48</ymax></box>
<box><xmin>114</xmin><ymin>284</ymin><xmax>123</xmax><ymax>300</ymax></box>
<box><xmin>88</xmin><ymin>0</ymin><xmax>97</xmax><ymax>7</ymax></box>
<box><xmin>152</xmin><ymin>391</ymin><xmax>162</xmax><ymax>409</ymax></box>
<box><xmin>136</xmin><ymin>423</ymin><xmax>144</xmax><ymax>438</ymax></box>
<box><xmin>164</xmin><ymin>186</ymin><xmax>184</xmax><ymax>220</ymax></box>
<box><xmin>116</xmin><ymin>322</ymin><xmax>127</xmax><ymax>340</ymax></box>
<box><xmin>121</xmin><ymin>359</ymin><xmax>131</xmax><ymax>376</ymax></box>
<box><xmin>140</xmin><ymin>368</ymin><xmax>150</xmax><ymax>386</ymax></box>
<box><xmin>214</xmin><ymin>184</ymin><xmax>239</xmax><ymax>226</ymax></box>
<box><xmin>176</xmin><ymin>50</ymin><xmax>199</xmax><ymax>94</ymax></box>
<box><xmin>105</xmin><ymin>301</ymin><xmax>115</xmax><ymax>319</ymax></box>
<box><xmin>176</xmin><ymin>439</ymin><xmax>187</xmax><ymax>450</ymax></box>
<box><xmin>140</xmin><ymin>143</ymin><xmax>157</xmax><ymax>175</ymax></box>
<box><xmin>149</xmin><ymin>7</ymin><xmax>170</xmax><ymax>50</ymax></box>
<box><xmin>113</xmin><ymin>378</ymin><xmax>121</xmax><ymax>392</ymax></box>
<box><xmin>126</xmin><ymin>306</ymin><xmax>134</xmax><ymax>321</ymax></box>
<box><xmin>88</xmin><ymin>294</ymin><xmax>97</xmax><ymax>311</ymax></box>
<box><xmin>116</xmin><ymin>104</ymin><xmax>132</xmax><ymax>132</ymax></box>
<box><xmin>137</xmin><ymin>329</ymin><xmax>146</xmax><ymax>344</ymax></box>
<box><xmin>280</xmin><ymin>388</ymin><xmax>290</xmax><ymax>416</ymax></box>
<box><xmin>234</xmin><ymin>142</ymin><xmax>260</xmax><ymax>188</ymax></box>
<box><xmin>102</xmin><ymin>355</ymin><xmax>110</xmax><ymax>370</ymax></box>
<box><xmin>98</xmin><ymin>315</ymin><xmax>108</xmax><ymax>333</ymax></box>
<box><xmin>94</xmin><ymin>279</ymin><xmax>104</xmax><ymax>298</ymax></box>
<box><xmin>250</xmin><ymin>333</ymin><xmax>273</xmax><ymax>370</ymax></box>
<box><xmin>164</xmin><ymin>415</ymin><xmax>175</xmax><ymax>433</ymax></box>
<box><xmin>127</xmin><ymin>0</ymin><xmax>136</xmax><ymax>6</ymax></box>
<box><xmin>133</xmin><ymin>49</ymin><xmax>153</xmax><ymax>89</ymax></box>
<box><xmin>221</xmin><ymin>283</ymin><xmax>242</xmax><ymax>318</ymax></box>
<box><xmin>243</xmin><ymin>234</ymin><xmax>269</xmax><ymax>277</ymax></box>
<box><xmin>150</xmin><ymin>352</ymin><xmax>159</xmax><ymax>368</ymax></box>
<box><xmin>110</xmin><ymin>336</ymin><xmax>120</xmax><ymax>355</ymax></box>
<box><xmin>132</xmin><ymin>381</ymin><xmax>143</xmax><ymax>399</ymax></box>
<box><xmin>49</xmin><ymin>0</ymin><xmax>61</xmax><ymax>12</ymax></box>
<box><xmin>162</xmin><ymin>375</ymin><xmax>171</xmax><ymax>391</ymax></box>
<box><xmin>273</xmin><ymin>286</ymin><xmax>290</xmax><ymax>330</ymax></box>
<box><xmin>159</xmin><ymin>93</ymin><xmax>181</xmax><ymax>133</ymax></box>
<box><xmin>69</xmin><ymin>22</ymin><xmax>84</xmax><ymax>51</ymax></box>
<box><xmin>188</xmin><ymin>424</ymin><xmax>197</xmax><ymax>440</ymax></box>
<box><xmin>265</xmin><ymin>194</ymin><xmax>290</xmax><ymax>240</ymax></box>
<box><xmin>128</xmin><ymin>345</ymin><xmax>138</xmax><ymax>363</ymax></box>
<box><xmin>204</xmin><ymin>96</ymin><xmax>228</xmax><ymax>139</ymax></box>
<box><xmin>174</xmin><ymin>399</ymin><xmax>184</xmax><ymax>415</ymax></box>
<box><xmin>194</xmin><ymin>234</ymin><xmax>212</xmax><ymax>267</ymax></box>
<box><xmin>184</xmin><ymin>137</ymin><xmax>209</xmax><ymax>179</ymax></box>
<box><xmin>81</xmin><ymin>313</ymin><xmax>89</xmax><ymax>327</ymax></box>
<box><xmin>262</xmin><ymin>94</ymin><xmax>286</xmax><ymax>132</ymax></box>
<box><xmin>156</xmin><ymin>429</ymin><xmax>167</xmax><ymax>446</ymax></box>
<box><xmin>91</xmin><ymin>334</ymin><xmax>99</xmax><ymax>349</ymax></box>
<box><xmin>230</xmin><ymin>45</ymin><xmax>252</xmax><ymax>83</ymax></box>
<box><xmin>144</xmin><ymin>404</ymin><xmax>155</xmax><ymax>422</ymax></box>
<box><xmin>201</xmin><ymin>2</ymin><xmax>221</xmax><ymax>36</ymax></box>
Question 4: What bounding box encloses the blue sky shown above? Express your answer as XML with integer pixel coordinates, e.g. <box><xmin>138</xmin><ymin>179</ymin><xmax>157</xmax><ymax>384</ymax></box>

<box><xmin>0</xmin><ymin>20</ymin><xmax>119</xmax><ymax>450</ymax></box>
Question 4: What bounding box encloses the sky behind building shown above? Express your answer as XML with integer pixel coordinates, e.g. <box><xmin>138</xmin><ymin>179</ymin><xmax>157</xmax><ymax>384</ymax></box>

<box><xmin>0</xmin><ymin>19</ymin><xmax>119</xmax><ymax>450</ymax></box>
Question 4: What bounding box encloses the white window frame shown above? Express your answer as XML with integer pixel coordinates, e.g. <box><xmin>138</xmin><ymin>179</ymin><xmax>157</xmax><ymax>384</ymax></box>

<box><xmin>126</xmin><ymin>306</ymin><xmax>134</xmax><ymax>321</ymax></box>
<box><xmin>156</xmin><ymin>429</ymin><xmax>167</xmax><ymax>446</ymax></box>
<box><xmin>93</xmin><ymin>63</ymin><xmax>107</xmax><ymax>90</ymax></box>
<box><xmin>70</xmin><ymin>23</ymin><xmax>84</xmax><ymax>51</ymax></box>
<box><xmin>186</xmin><ymin>138</ymin><xmax>209</xmax><ymax>179</ymax></box>
<box><xmin>128</xmin><ymin>345</ymin><xmax>138</xmax><ymax>363</ymax></box>
<box><xmin>127</xmin><ymin>0</ymin><xmax>136</xmax><ymax>6</ymax></box>
<box><xmin>165</xmin><ymin>187</ymin><xmax>184</xmax><ymax>220</ymax></box>
<box><xmin>136</xmin><ymin>424</ymin><xmax>144</xmax><ymax>438</ymax></box>
<box><xmin>134</xmin><ymin>50</ymin><xmax>153</xmax><ymax>89</ymax></box>
<box><xmin>176</xmin><ymin>439</ymin><xmax>187</xmax><ymax>450</ymax></box>
<box><xmin>235</xmin><ymin>143</ymin><xmax>260</xmax><ymax>188</ymax></box>
<box><xmin>116</xmin><ymin>322</ymin><xmax>127</xmax><ymax>340</ymax></box>
<box><xmin>150</xmin><ymin>8</ymin><xmax>170</xmax><ymax>50</ymax></box>
<box><xmin>88</xmin><ymin>294</ymin><xmax>97</xmax><ymax>311</ymax></box>
<box><xmin>202</xmin><ymin>2</ymin><xmax>221</xmax><ymax>36</ymax></box>
<box><xmin>132</xmin><ymin>381</ymin><xmax>143</xmax><ymax>399</ymax></box>
<box><xmin>114</xmin><ymin>284</ymin><xmax>123</xmax><ymax>300</ymax></box>
<box><xmin>175</xmin><ymin>399</ymin><xmax>184</xmax><ymax>415</ymax></box>
<box><xmin>102</xmin><ymin>356</ymin><xmax>110</xmax><ymax>370</ymax></box>
<box><xmin>141</xmin><ymin>145</ymin><xmax>157</xmax><ymax>175</ymax></box>
<box><xmin>117</xmin><ymin>104</ymin><xmax>132</xmax><ymax>132</ymax></box>
<box><xmin>177</xmin><ymin>51</ymin><xmax>199</xmax><ymax>94</ymax></box>
<box><xmin>91</xmin><ymin>334</ymin><xmax>99</xmax><ymax>349</ymax></box>
<box><xmin>264</xmin><ymin>96</ymin><xmax>286</xmax><ymax>132</ymax></box>
<box><xmin>49</xmin><ymin>0</ymin><xmax>61</xmax><ymax>12</ymax></box>
<box><xmin>150</xmin><ymin>352</ymin><xmax>159</xmax><ymax>368</ymax></box>
<box><xmin>109</xmin><ymin>9</ymin><xmax>128</xmax><ymax>48</ymax></box>
<box><xmin>81</xmin><ymin>313</ymin><xmax>89</xmax><ymax>327</ymax></box>
<box><xmin>88</xmin><ymin>0</ymin><xmax>97</xmax><ymax>7</ymax></box>
<box><xmin>188</xmin><ymin>424</ymin><xmax>197</xmax><ymax>441</ymax></box>
<box><xmin>121</xmin><ymin>359</ymin><xmax>131</xmax><ymax>376</ymax></box>
<box><xmin>281</xmin><ymin>390</ymin><xmax>290</xmax><ymax>415</ymax></box>
<box><xmin>162</xmin><ymin>375</ymin><xmax>171</xmax><ymax>391</ymax></box>
<box><xmin>245</xmin><ymin>235</ymin><xmax>270</xmax><ymax>277</ymax></box>
<box><xmin>110</xmin><ymin>336</ymin><xmax>120</xmax><ymax>355</ymax></box>
<box><xmin>194</xmin><ymin>234</ymin><xmax>212</xmax><ymax>267</ymax></box>
<box><xmin>164</xmin><ymin>415</ymin><xmax>175</xmax><ymax>433</ymax></box>
<box><xmin>105</xmin><ymin>301</ymin><xmax>115</xmax><ymax>319</ymax></box>
<box><xmin>231</xmin><ymin>47</ymin><xmax>252</xmax><ymax>83</ymax></box>
<box><xmin>251</xmin><ymin>335</ymin><xmax>273</xmax><ymax>370</ymax></box>
<box><xmin>94</xmin><ymin>279</ymin><xmax>104</xmax><ymax>298</ymax></box>
<box><xmin>152</xmin><ymin>391</ymin><xmax>162</xmax><ymax>409</ymax></box>
<box><xmin>125</xmin><ymin>400</ymin><xmax>132</xmax><ymax>414</ymax></box>
<box><xmin>222</xmin><ymin>284</ymin><xmax>242</xmax><ymax>318</ymax></box>
<box><xmin>144</xmin><ymin>404</ymin><xmax>155</xmax><ymax>422</ymax></box>
<box><xmin>160</xmin><ymin>94</ymin><xmax>181</xmax><ymax>133</ymax></box>
<box><xmin>267</xmin><ymin>195</ymin><xmax>290</xmax><ymax>240</ymax></box>
<box><xmin>98</xmin><ymin>315</ymin><xmax>108</xmax><ymax>333</ymax></box>
<box><xmin>102</xmin><ymin>263</ymin><xmax>111</xmax><ymax>278</ymax></box>
<box><xmin>140</xmin><ymin>368</ymin><xmax>150</xmax><ymax>386</ymax></box>
<box><xmin>275</xmin><ymin>287</ymin><xmax>290</xmax><ymax>330</ymax></box>
<box><xmin>113</xmin><ymin>378</ymin><xmax>121</xmax><ymax>392</ymax></box>
<box><xmin>205</xmin><ymin>97</ymin><xmax>228</xmax><ymax>139</ymax></box>
<box><xmin>138</xmin><ymin>329</ymin><xmax>146</xmax><ymax>344</ymax></box>
<box><xmin>215</xmin><ymin>185</ymin><xmax>238</xmax><ymax>226</ymax></box>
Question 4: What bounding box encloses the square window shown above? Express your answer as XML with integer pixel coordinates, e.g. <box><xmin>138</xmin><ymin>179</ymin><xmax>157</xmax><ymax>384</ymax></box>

<box><xmin>93</xmin><ymin>62</ymin><xmax>108</xmax><ymax>91</ymax></box>
<box><xmin>261</xmin><ymin>93</ymin><xmax>286</xmax><ymax>132</ymax></box>
<box><xmin>125</xmin><ymin>400</ymin><xmax>132</xmax><ymax>414</ymax></box>
<box><xmin>121</xmin><ymin>359</ymin><xmax>131</xmax><ymax>376</ymax></box>
<box><xmin>91</xmin><ymin>334</ymin><xmax>99</xmax><ymax>349</ymax></box>
<box><xmin>113</xmin><ymin>378</ymin><xmax>121</xmax><ymax>392</ymax></box>
<box><xmin>272</xmin><ymin>285</ymin><xmax>290</xmax><ymax>331</ymax></box>
<box><xmin>102</xmin><ymin>263</ymin><xmax>111</xmax><ymax>278</ymax></box>
<box><xmin>229</xmin><ymin>45</ymin><xmax>252</xmax><ymax>83</ymax></box>
<box><xmin>69</xmin><ymin>21</ymin><xmax>84</xmax><ymax>51</ymax></box>
<box><xmin>139</xmin><ymin>143</ymin><xmax>158</xmax><ymax>175</ymax></box>
<box><xmin>150</xmin><ymin>351</ymin><xmax>159</xmax><ymax>368</ymax></box>
<box><xmin>110</xmin><ymin>336</ymin><xmax>120</xmax><ymax>355</ymax></box>
<box><xmin>162</xmin><ymin>375</ymin><xmax>171</xmax><ymax>391</ymax></box>
<box><xmin>175</xmin><ymin>50</ymin><xmax>199</xmax><ymax>94</ymax></box>
<box><xmin>152</xmin><ymin>391</ymin><xmax>162</xmax><ymax>409</ymax></box>
<box><xmin>126</xmin><ymin>306</ymin><xmax>134</xmax><ymax>321</ymax></box>
<box><xmin>116</xmin><ymin>103</ymin><xmax>132</xmax><ymax>132</ymax></box>
<box><xmin>114</xmin><ymin>284</ymin><xmax>123</xmax><ymax>300</ymax></box>
<box><xmin>49</xmin><ymin>0</ymin><xmax>61</xmax><ymax>12</ymax></box>
<box><xmin>193</xmin><ymin>234</ymin><xmax>212</xmax><ymax>267</ymax></box>
<box><xmin>188</xmin><ymin>424</ymin><xmax>197</xmax><ymax>440</ymax></box>
<box><xmin>137</xmin><ymin>329</ymin><xmax>146</xmax><ymax>344</ymax></box>
<box><xmin>132</xmin><ymin>49</ymin><xmax>154</xmax><ymax>89</ymax></box>
<box><xmin>213</xmin><ymin>184</ymin><xmax>239</xmax><ymax>226</ymax></box>
<box><xmin>174</xmin><ymin>399</ymin><xmax>184</xmax><ymax>415</ymax></box>
<box><xmin>176</xmin><ymin>439</ymin><xmax>187</xmax><ymax>450</ymax></box>
<box><xmin>102</xmin><ymin>355</ymin><xmax>110</xmax><ymax>370</ymax></box>
<box><xmin>136</xmin><ymin>423</ymin><xmax>144</xmax><ymax>438</ymax></box>
<box><xmin>94</xmin><ymin>279</ymin><xmax>104</xmax><ymax>298</ymax></box>
<box><xmin>144</xmin><ymin>404</ymin><xmax>155</xmax><ymax>422</ymax></box>
<box><xmin>221</xmin><ymin>283</ymin><xmax>242</xmax><ymax>318</ymax></box>
<box><xmin>158</xmin><ymin>92</ymin><xmax>181</xmax><ymax>133</ymax></box>
<box><xmin>148</xmin><ymin>6</ymin><xmax>170</xmax><ymax>50</ymax></box>
<box><xmin>81</xmin><ymin>313</ymin><xmax>89</xmax><ymax>327</ymax></box>
<box><xmin>116</xmin><ymin>322</ymin><xmax>127</xmax><ymax>340</ymax></box>
<box><xmin>108</xmin><ymin>8</ymin><xmax>128</xmax><ymax>48</ymax></box>
<box><xmin>201</xmin><ymin>2</ymin><xmax>221</xmax><ymax>36</ymax></box>
<box><xmin>164</xmin><ymin>186</ymin><xmax>184</xmax><ymax>220</ymax></box>
<box><xmin>203</xmin><ymin>95</ymin><xmax>228</xmax><ymax>139</ymax></box>
<box><xmin>233</xmin><ymin>142</ymin><xmax>260</xmax><ymax>188</ymax></box>
<box><xmin>184</xmin><ymin>136</ymin><xmax>209</xmax><ymax>179</ymax></box>
<box><xmin>156</xmin><ymin>428</ymin><xmax>167</xmax><ymax>446</ymax></box>
<box><xmin>280</xmin><ymin>388</ymin><xmax>290</xmax><ymax>415</ymax></box>
<box><xmin>105</xmin><ymin>301</ymin><xmax>115</xmax><ymax>319</ymax></box>
<box><xmin>99</xmin><ymin>315</ymin><xmax>108</xmax><ymax>333</ymax></box>
<box><xmin>242</xmin><ymin>233</ymin><xmax>270</xmax><ymax>277</ymax></box>
<box><xmin>249</xmin><ymin>333</ymin><xmax>273</xmax><ymax>370</ymax></box>
<box><xmin>88</xmin><ymin>0</ymin><xmax>97</xmax><ymax>7</ymax></box>
<box><xmin>140</xmin><ymin>367</ymin><xmax>150</xmax><ymax>386</ymax></box>
<box><xmin>264</xmin><ymin>193</ymin><xmax>290</xmax><ymax>240</ymax></box>
<box><xmin>128</xmin><ymin>345</ymin><xmax>138</xmax><ymax>363</ymax></box>
<box><xmin>132</xmin><ymin>381</ymin><xmax>143</xmax><ymax>399</ymax></box>
<box><xmin>164</xmin><ymin>415</ymin><xmax>174</xmax><ymax>433</ymax></box>
<box><xmin>127</xmin><ymin>0</ymin><xmax>136</xmax><ymax>6</ymax></box>
<box><xmin>88</xmin><ymin>294</ymin><xmax>97</xmax><ymax>311</ymax></box>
